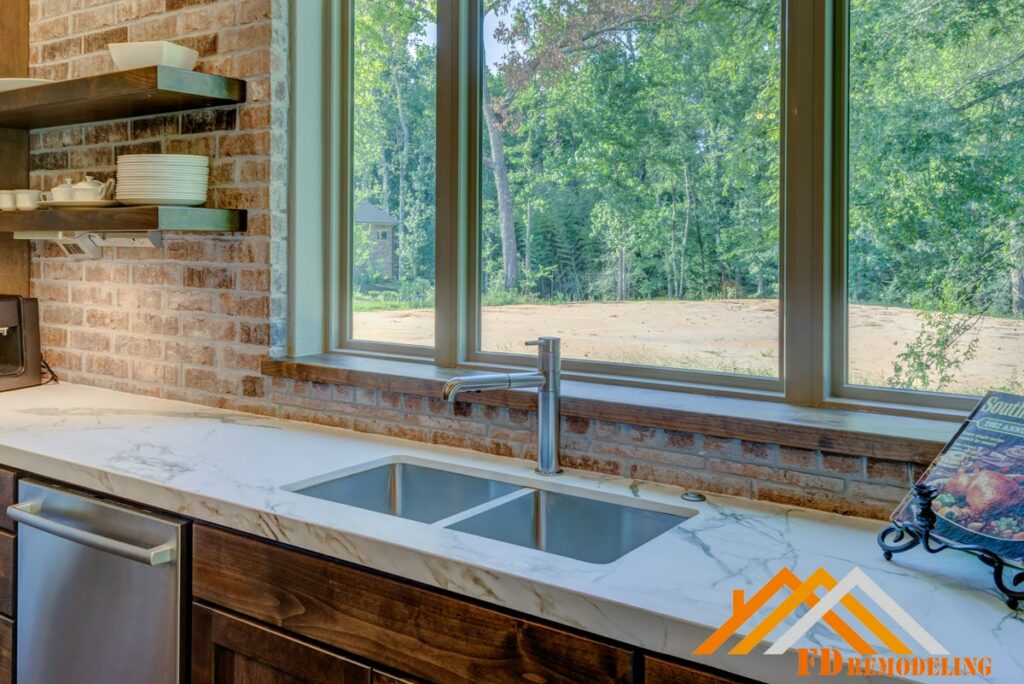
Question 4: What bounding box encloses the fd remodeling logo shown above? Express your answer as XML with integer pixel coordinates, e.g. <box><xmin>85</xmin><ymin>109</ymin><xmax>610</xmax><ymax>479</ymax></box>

<box><xmin>693</xmin><ymin>566</ymin><xmax>991</xmax><ymax>678</ymax></box>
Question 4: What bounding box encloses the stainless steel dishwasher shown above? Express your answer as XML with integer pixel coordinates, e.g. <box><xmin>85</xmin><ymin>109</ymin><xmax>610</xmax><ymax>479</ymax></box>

<box><xmin>8</xmin><ymin>480</ymin><xmax>188</xmax><ymax>683</ymax></box>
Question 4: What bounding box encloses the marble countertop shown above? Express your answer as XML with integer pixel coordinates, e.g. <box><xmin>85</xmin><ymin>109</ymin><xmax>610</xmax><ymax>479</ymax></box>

<box><xmin>0</xmin><ymin>384</ymin><xmax>1018</xmax><ymax>684</ymax></box>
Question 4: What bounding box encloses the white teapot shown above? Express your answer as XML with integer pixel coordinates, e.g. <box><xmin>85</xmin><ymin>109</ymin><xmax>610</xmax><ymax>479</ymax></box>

<box><xmin>71</xmin><ymin>176</ymin><xmax>116</xmax><ymax>201</ymax></box>
<box><xmin>47</xmin><ymin>178</ymin><xmax>75</xmax><ymax>202</ymax></box>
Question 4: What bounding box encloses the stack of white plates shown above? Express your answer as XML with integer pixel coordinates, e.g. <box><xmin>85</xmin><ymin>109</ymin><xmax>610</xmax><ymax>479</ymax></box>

<box><xmin>116</xmin><ymin>154</ymin><xmax>209</xmax><ymax>206</ymax></box>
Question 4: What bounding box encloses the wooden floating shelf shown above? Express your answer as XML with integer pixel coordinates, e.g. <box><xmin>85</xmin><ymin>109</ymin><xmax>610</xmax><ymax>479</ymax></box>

<box><xmin>0</xmin><ymin>206</ymin><xmax>246</xmax><ymax>233</ymax></box>
<box><xmin>0</xmin><ymin>66</ymin><xmax>246</xmax><ymax>129</ymax></box>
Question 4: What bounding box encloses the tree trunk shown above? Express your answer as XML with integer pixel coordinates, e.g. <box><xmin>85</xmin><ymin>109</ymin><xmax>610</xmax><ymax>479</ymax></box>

<box><xmin>390</xmin><ymin>67</ymin><xmax>410</xmax><ymax>283</ymax></box>
<box><xmin>678</xmin><ymin>165</ymin><xmax>691</xmax><ymax>299</ymax></box>
<box><xmin>1013</xmin><ymin>220</ymin><xmax>1024</xmax><ymax>316</ymax></box>
<box><xmin>482</xmin><ymin>77</ymin><xmax>519</xmax><ymax>289</ymax></box>
<box><xmin>617</xmin><ymin>246</ymin><xmax>627</xmax><ymax>300</ymax></box>
<box><xmin>525</xmin><ymin>202</ymin><xmax>532</xmax><ymax>276</ymax></box>
<box><xmin>379</xmin><ymin>144</ymin><xmax>390</xmax><ymax>215</ymax></box>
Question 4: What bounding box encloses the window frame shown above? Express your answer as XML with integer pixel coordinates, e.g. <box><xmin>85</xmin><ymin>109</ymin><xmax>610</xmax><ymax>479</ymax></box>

<box><xmin>824</xmin><ymin>0</ymin><xmax>979</xmax><ymax>415</ymax></box>
<box><xmin>298</xmin><ymin>0</ymin><xmax>982</xmax><ymax>419</ymax></box>
<box><xmin>464</xmin><ymin>0</ymin><xmax>786</xmax><ymax>397</ymax></box>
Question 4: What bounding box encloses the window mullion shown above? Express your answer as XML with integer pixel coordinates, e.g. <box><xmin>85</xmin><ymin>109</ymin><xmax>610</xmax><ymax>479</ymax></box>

<box><xmin>435</xmin><ymin>0</ymin><xmax>471</xmax><ymax>367</ymax></box>
<box><xmin>782</xmin><ymin>0</ymin><xmax>833</xmax><ymax>406</ymax></box>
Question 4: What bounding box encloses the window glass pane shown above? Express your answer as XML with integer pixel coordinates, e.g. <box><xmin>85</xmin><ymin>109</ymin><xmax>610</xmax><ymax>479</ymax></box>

<box><xmin>478</xmin><ymin>1</ymin><xmax>781</xmax><ymax>377</ymax></box>
<box><xmin>350</xmin><ymin>0</ymin><xmax>437</xmax><ymax>346</ymax></box>
<box><xmin>847</xmin><ymin>1</ymin><xmax>1024</xmax><ymax>395</ymax></box>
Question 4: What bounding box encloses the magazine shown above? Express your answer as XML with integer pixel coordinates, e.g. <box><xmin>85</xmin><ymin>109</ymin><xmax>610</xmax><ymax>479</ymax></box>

<box><xmin>893</xmin><ymin>391</ymin><xmax>1024</xmax><ymax>566</ymax></box>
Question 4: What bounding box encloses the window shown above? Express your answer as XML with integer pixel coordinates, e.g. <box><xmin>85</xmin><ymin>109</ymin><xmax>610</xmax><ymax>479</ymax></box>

<box><xmin>476</xmin><ymin>1</ymin><xmax>781</xmax><ymax>379</ymax></box>
<box><xmin>311</xmin><ymin>0</ymin><xmax>1022</xmax><ymax>415</ymax></box>
<box><xmin>348</xmin><ymin>0</ymin><xmax>437</xmax><ymax>349</ymax></box>
<box><xmin>838</xmin><ymin>0</ymin><xmax>1024</xmax><ymax>407</ymax></box>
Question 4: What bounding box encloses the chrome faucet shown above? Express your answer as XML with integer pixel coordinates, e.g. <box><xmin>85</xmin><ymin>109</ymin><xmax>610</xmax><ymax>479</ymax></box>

<box><xmin>442</xmin><ymin>337</ymin><xmax>562</xmax><ymax>475</ymax></box>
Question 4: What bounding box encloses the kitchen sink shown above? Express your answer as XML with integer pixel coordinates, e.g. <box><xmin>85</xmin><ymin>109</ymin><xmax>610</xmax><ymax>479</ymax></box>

<box><xmin>288</xmin><ymin>458</ymin><xmax>695</xmax><ymax>563</ymax></box>
<box><xmin>291</xmin><ymin>462</ymin><xmax>520</xmax><ymax>523</ymax></box>
<box><xmin>447</xmin><ymin>489</ymin><xmax>690</xmax><ymax>564</ymax></box>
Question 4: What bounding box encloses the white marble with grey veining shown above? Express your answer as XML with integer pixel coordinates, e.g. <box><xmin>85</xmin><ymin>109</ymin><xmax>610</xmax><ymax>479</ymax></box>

<box><xmin>0</xmin><ymin>384</ymin><xmax>1019</xmax><ymax>683</ymax></box>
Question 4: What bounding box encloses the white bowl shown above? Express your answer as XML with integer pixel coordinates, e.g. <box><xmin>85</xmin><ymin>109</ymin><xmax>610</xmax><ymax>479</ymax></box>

<box><xmin>116</xmin><ymin>178</ymin><xmax>207</xmax><ymax>183</ymax></box>
<box><xmin>117</xmin><ymin>178</ymin><xmax>208</xmax><ymax>183</ymax></box>
<box><xmin>116</xmin><ymin>188</ymin><xmax>207</xmax><ymax>193</ymax></box>
<box><xmin>117</xmin><ymin>154</ymin><xmax>208</xmax><ymax>160</ymax></box>
<box><xmin>117</xmin><ymin>191</ymin><xmax>208</xmax><ymax>196</ymax></box>
<box><xmin>118</xmin><ymin>155</ymin><xmax>208</xmax><ymax>162</ymax></box>
<box><xmin>108</xmin><ymin>42</ymin><xmax>199</xmax><ymax>72</ymax></box>
<box><xmin>116</xmin><ymin>184</ymin><xmax>207</xmax><ymax>191</ymax></box>
<box><xmin>116</xmin><ymin>188</ymin><xmax>207</xmax><ymax>194</ymax></box>
<box><xmin>117</xmin><ymin>155</ymin><xmax>208</xmax><ymax>164</ymax></box>
<box><xmin>118</xmin><ymin>162</ymin><xmax>209</xmax><ymax>167</ymax></box>
<box><xmin>118</xmin><ymin>167</ymin><xmax>209</xmax><ymax>171</ymax></box>
<box><xmin>117</xmin><ymin>197</ymin><xmax>207</xmax><ymax>207</ymax></box>
<box><xmin>116</xmin><ymin>184</ymin><xmax>206</xmax><ymax>189</ymax></box>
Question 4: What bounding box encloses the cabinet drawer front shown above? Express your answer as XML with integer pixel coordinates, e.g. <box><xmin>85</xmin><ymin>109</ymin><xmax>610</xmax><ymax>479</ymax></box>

<box><xmin>193</xmin><ymin>603</ymin><xmax>371</xmax><ymax>684</ymax></box>
<box><xmin>0</xmin><ymin>532</ymin><xmax>12</xmax><ymax>619</ymax></box>
<box><xmin>645</xmin><ymin>655</ymin><xmax>752</xmax><ymax>684</ymax></box>
<box><xmin>0</xmin><ymin>469</ymin><xmax>15</xmax><ymax>533</ymax></box>
<box><xmin>0</xmin><ymin>615</ymin><xmax>11</xmax><ymax>684</ymax></box>
<box><xmin>372</xmin><ymin>671</ymin><xmax>422</xmax><ymax>684</ymax></box>
<box><xmin>193</xmin><ymin>525</ymin><xmax>632</xmax><ymax>684</ymax></box>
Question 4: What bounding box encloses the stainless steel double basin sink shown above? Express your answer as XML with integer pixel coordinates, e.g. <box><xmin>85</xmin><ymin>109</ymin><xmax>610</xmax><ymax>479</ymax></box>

<box><xmin>286</xmin><ymin>459</ymin><xmax>695</xmax><ymax>564</ymax></box>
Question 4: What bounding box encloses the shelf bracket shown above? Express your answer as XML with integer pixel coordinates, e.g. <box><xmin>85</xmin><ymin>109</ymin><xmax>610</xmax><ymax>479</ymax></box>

<box><xmin>13</xmin><ymin>230</ymin><xmax>163</xmax><ymax>260</ymax></box>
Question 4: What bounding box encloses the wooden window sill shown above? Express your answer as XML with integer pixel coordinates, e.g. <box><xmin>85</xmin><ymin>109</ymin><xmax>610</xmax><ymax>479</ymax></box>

<box><xmin>261</xmin><ymin>354</ymin><xmax>958</xmax><ymax>464</ymax></box>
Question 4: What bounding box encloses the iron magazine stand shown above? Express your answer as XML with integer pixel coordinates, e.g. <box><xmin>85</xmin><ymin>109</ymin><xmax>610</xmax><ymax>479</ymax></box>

<box><xmin>878</xmin><ymin>483</ymin><xmax>1024</xmax><ymax>609</ymax></box>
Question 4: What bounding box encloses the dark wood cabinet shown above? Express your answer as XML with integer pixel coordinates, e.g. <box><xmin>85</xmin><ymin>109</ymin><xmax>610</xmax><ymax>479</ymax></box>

<box><xmin>192</xmin><ymin>603</ymin><xmax>372</xmax><ymax>684</ymax></box>
<box><xmin>193</xmin><ymin>524</ymin><xmax>633</xmax><ymax>684</ymax></box>
<box><xmin>645</xmin><ymin>655</ymin><xmax>753</xmax><ymax>684</ymax></box>
<box><xmin>0</xmin><ymin>532</ymin><xmax>13</xmax><ymax>618</ymax></box>
<box><xmin>0</xmin><ymin>469</ymin><xmax>16</xmax><ymax>533</ymax></box>
<box><xmin>0</xmin><ymin>615</ymin><xmax>12</xmax><ymax>684</ymax></box>
<box><xmin>371</xmin><ymin>670</ymin><xmax>422</xmax><ymax>684</ymax></box>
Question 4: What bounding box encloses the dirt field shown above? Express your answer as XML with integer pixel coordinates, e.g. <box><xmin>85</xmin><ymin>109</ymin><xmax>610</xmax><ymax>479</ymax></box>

<box><xmin>353</xmin><ymin>299</ymin><xmax>1024</xmax><ymax>394</ymax></box>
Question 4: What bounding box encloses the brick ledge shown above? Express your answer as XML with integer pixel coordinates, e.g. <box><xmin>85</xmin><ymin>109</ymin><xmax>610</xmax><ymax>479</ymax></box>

<box><xmin>262</xmin><ymin>354</ymin><xmax>959</xmax><ymax>464</ymax></box>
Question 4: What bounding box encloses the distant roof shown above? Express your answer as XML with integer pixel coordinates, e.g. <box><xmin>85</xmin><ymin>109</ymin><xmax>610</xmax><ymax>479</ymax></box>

<box><xmin>355</xmin><ymin>201</ymin><xmax>398</xmax><ymax>225</ymax></box>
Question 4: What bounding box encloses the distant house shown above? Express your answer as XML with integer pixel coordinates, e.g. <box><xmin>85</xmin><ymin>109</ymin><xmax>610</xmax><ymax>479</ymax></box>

<box><xmin>355</xmin><ymin>201</ymin><xmax>399</xmax><ymax>284</ymax></box>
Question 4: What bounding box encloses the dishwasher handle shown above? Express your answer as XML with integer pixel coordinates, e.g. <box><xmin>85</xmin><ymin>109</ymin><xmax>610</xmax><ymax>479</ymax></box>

<box><xmin>7</xmin><ymin>501</ymin><xmax>176</xmax><ymax>566</ymax></box>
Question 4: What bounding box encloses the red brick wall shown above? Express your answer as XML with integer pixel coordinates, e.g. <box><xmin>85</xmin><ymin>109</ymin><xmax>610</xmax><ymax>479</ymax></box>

<box><xmin>266</xmin><ymin>378</ymin><xmax>922</xmax><ymax>519</ymax></box>
<box><xmin>23</xmin><ymin>0</ymin><xmax>919</xmax><ymax>520</ymax></box>
<box><xmin>28</xmin><ymin>0</ymin><xmax>288</xmax><ymax>416</ymax></box>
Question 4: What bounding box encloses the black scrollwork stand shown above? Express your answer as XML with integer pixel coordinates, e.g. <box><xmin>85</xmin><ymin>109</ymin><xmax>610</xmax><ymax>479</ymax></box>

<box><xmin>877</xmin><ymin>483</ymin><xmax>1024</xmax><ymax>609</ymax></box>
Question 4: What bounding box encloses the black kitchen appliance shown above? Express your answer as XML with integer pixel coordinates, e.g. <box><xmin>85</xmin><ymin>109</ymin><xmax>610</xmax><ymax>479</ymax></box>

<box><xmin>0</xmin><ymin>295</ymin><xmax>41</xmax><ymax>392</ymax></box>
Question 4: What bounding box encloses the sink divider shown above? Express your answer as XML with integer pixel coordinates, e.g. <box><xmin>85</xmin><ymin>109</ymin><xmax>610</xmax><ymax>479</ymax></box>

<box><xmin>431</xmin><ymin>487</ymin><xmax>535</xmax><ymax>529</ymax></box>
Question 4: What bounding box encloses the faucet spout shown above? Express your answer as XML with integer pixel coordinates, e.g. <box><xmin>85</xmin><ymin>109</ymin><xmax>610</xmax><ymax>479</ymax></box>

<box><xmin>440</xmin><ymin>337</ymin><xmax>562</xmax><ymax>475</ymax></box>
<box><xmin>442</xmin><ymin>372</ymin><xmax>545</xmax><ymax>403</ymax></box>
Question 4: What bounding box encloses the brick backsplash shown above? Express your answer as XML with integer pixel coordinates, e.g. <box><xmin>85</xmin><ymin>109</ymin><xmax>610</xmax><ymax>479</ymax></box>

<box><xmin>22</xmin><ymin>0</ymin><xmax>919</xmax><ymax>521</ymax></box>
<box><xmin>28</xmin><ymin>0</ymin><xmax>289</xmax><ymax>397</ymax></box>
<box><xmin>263</xmin><ymin>377</ymin><xmax>918</xmax><ymax>520</ymax></box>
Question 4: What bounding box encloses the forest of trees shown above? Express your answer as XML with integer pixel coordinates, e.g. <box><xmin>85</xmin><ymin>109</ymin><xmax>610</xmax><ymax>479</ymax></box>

<box><xmin>352</xmin><ymin>0</ymin><xmax>1023</xmax><ymax>392</ymax></box>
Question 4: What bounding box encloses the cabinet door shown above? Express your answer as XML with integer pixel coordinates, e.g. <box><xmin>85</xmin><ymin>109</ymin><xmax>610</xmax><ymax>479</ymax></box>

<box><xmin>0</xmin><ymin>532</ymin><xmax>13</xmax><ymax>618</ymax></box>
<box><xmin>371</xmin><ymin>671</ymin><xmax>422</xmax><ymax>684</ymax></box>
<box><xmin>0</xmin><ymin>468</ymin><xmax>16</xmax><ymax>533</ymax></box>
<box><xmin>192</xmin><ymin>604</ymin><xmax>372</xmax><ymax>684</ymax></box>
<box><xmin>193</xmin><ymin>524</ymin><xmax>633</xmax><ymax>684</ymax></box>
<box><xmin>645</xmin><ymin>655</ymin><xmax>752</xmax><ymax>684</ymax></box>
<box><xmin>0</xmin><ymin>615</ymin><xmax>12</xmax><ymax>684</ymax></box>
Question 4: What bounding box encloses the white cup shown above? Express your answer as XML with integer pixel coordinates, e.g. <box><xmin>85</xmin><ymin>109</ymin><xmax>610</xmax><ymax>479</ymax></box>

<box><xmin>15</xmin><ymin>189</ymin><xmax>41</xmax><ymax>211</ymax></box>
<box><xmin>0</xmin><ymin>191</ymin><xmax>14</xmax><ymax>212</ymax></box>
